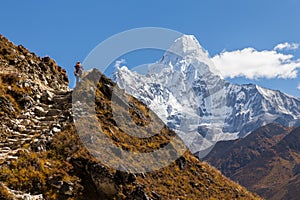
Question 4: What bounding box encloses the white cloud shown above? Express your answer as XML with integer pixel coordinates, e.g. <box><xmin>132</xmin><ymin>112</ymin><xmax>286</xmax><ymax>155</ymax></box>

<box><xmin>274</xmin><ymin>42</ymin><xmax>299</xmax><ymax>51</ymax></box>
<box><xmin>297</xmin><ymin>83</ymin><xmax>300</xmax><ymax>90</ymax></box>
<box><xmin>114</xmin><ymin>59</ymin><xmax>126</xmax><ymax>68</ymax></box>
<box><xmin>212</xmin><ymin>47</ymin><xmax>300</xmax><ymax>79</ymax></box>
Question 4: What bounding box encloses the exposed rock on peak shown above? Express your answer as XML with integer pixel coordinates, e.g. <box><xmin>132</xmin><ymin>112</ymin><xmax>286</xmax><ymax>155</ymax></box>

<box><xmin>149</xmin><ymin>34</ymin><xmax>218</xmax><ymax>76</ymax></box>
<box><xmin>167</xmin><ymin>35</ymin><xmax>208</xmax><ymax>59</ymax></box>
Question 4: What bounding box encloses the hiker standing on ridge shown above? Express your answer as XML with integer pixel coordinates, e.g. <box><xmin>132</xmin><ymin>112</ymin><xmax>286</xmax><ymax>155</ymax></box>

<box><xmin>74</xmin><ymin>61</ymin><xmax>83</xmax><ymax>85</ymax></box>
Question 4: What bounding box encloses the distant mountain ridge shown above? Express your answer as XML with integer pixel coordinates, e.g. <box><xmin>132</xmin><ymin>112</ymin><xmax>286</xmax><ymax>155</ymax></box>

<box><xmin>204</xmin><ymin>123</ymin><xmax>300</xmax><ymax>200</ymax></box>
<box><xmin>113</xmin><ymin>34</ymin><xmax>300</xmax><ymax>157</ymax></box>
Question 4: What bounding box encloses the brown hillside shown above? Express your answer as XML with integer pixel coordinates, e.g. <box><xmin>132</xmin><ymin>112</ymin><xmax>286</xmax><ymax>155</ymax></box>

<box><xmin>205</xmin><ymin>124</ymin><xmax>291</xmax><ymax>176</ymax></box>
<box><xmin>205</xmin><ymin>124</ymin><xmax>300</xmax><ymax>200</ymax></box>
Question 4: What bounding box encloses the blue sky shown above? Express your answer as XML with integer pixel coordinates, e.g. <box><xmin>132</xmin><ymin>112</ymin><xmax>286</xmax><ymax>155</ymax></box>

<box><xmin>1</xmin><ymin>0</ymin><xmax>300</xmax><ymax>96</ymax></box>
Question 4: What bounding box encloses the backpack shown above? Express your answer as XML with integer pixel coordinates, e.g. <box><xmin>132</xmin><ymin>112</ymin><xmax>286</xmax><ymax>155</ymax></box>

<box><xmin>74</xmin><ymin>65</ymin><xmax>83</xmax><ymax>77</ymax></box>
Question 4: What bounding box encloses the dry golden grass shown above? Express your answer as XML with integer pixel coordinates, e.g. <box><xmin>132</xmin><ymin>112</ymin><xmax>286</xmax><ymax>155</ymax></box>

<box><xmin>0</xmin><ymin>128</ymin><xmax>85</xmax><ymax>199</ymax></box>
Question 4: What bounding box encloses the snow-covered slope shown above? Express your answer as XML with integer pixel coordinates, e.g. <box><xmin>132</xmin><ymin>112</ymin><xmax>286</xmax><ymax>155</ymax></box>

<box><xmin>112</xmin><ymin>35</ymin><xmax>300</xmax><ymax>157</ymax></box>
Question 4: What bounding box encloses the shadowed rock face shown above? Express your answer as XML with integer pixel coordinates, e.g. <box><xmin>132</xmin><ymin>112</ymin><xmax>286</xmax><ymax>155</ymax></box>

<box><xmin>0</xmin><ymin>34</ymin><xmax>261</xmax><ymax>200</ymax></box>
<box><xmin>205</xmin><ymin>124</ymin><xmax>300</xmax><ymax>200</ymax></box>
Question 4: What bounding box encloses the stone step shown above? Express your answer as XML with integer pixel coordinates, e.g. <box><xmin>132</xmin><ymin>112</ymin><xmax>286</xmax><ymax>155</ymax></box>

<box><xmin>10</xmin><ymin>132</ymin><xmax>29</xmax><ymax>137</ymax></box>
<box><xmin>7</xmin><ymin>155</ymin><xmax>18</xmax><ymax>160</ymax></box>
<box><xmin>0</xmin><ymin>153</ymin><xmax>9</xmax><ymax>159</ymax></box>
<box><xmin>6</xmin><ymin>138</ymin><xmax>19</xmax><ymax>143</ymax></box>
<box><xmin>0</xmin><ymin>149</ymin><xmax>10</xmax><ymax>154</ymax></box>
<box><xmin>0</xmin><ymin>146</ymin><xmax>11</xmax><ymax>151</ymax></box>
<box><xmin>19</xmin><ymin>137</ymin><xmax>33</xmax><ymax>142</ymax></box>
<box><xmin>0</xmin><ymin>143</ymin><xmax>11</xmax><ymax>148</ymax></box>
<box><xmin>22</xmin><ymin>129</ymin><xmax>39</xmax><ymax>135</ymax></box>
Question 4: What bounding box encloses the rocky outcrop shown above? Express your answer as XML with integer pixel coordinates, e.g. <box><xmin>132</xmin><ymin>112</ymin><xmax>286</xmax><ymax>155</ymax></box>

<box><xmin>0</xmin><ymin>183</ymin><xmax>43</xmax><ymax>200</ymax></box>
<box><xmin>0</xmin><ymin>42</ymin><xmax>70</xmax><ymax>158</ymax></box>
<box><xmin>0</xmin><ymin>34</ymin><xmax>72</xmax><ymax>199</ymax></box>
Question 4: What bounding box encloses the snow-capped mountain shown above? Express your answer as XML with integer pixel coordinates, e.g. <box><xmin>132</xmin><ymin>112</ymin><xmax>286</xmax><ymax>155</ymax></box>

<box><xmin>112</xmin><ymin>35</ymin><xmax>300</xmax><ymax>157</ymax></box>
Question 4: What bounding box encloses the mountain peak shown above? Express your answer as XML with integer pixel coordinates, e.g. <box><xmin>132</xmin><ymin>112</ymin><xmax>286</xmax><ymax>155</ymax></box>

<box><xmin>155</xmin><ymin>34</ymin><xmax>219</xmax><ymax>75</ymax></box>
<box><xmin>171</xmin><ymin>35</ymin><xmax>203</xmax><ymax>54</ymax></box>
<box><xmin>164</xmin><ymin>34</ymin><xmax>209</xmax><ymax>60</ymax></box>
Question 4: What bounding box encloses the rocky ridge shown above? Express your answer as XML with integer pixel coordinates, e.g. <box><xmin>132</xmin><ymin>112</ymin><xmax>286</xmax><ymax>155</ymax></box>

<box><xmin>0</xmin><ymin>34</ymin><xmax>74</xmax><ymax>199</ymax></box>
<box><xmin>204</xmin><ymin>123</ymin><xmax>300</xmax><ymax>200</ymax></box>
<box><xmin>0</xmin><ymin>34</ymin><xmax>71</xmax><ymax>164</ymax></box>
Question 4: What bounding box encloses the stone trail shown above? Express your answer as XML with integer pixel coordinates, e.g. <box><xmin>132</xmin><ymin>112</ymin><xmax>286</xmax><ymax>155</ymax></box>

<box><xmin>0</xmin><ymin>90</ymin><xmax>72</xmax><ymax>164</ymax></box>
